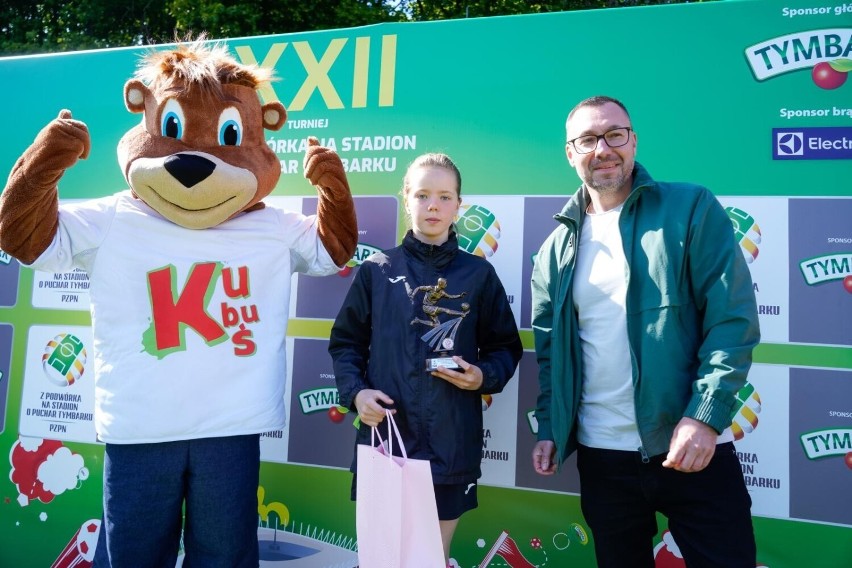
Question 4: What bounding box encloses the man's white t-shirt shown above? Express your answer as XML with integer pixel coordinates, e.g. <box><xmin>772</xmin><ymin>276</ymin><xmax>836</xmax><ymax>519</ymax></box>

<box><xmin>573</xmin><ymin>204</ymin><xmax>734</xmax><ymax>452</ymax></box>
<box><xmin>573</xmin><ymin>205</ymin><xmax>643</xmax><ymax>451</ymax></box>
<box><xmin>30</xmin><ymin>191</ymin><xmax>339</xmax><ymax>444</ymax></box>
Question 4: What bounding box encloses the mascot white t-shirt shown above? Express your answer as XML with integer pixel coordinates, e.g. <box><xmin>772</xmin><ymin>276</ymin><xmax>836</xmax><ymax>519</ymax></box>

<box><xmin>31</xmin><ymin>191</ymin><xmax>338</xmax><ymax>443</ymax></box>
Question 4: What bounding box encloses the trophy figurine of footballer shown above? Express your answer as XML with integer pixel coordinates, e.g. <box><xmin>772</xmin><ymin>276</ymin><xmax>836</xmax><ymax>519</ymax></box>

<box><xmin>409</xmin><ymin>277</ymin><xmax>470</xmax><ymax>371</ymax></box>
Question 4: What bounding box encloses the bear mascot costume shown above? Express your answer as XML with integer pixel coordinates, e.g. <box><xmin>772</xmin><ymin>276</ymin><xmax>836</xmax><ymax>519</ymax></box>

<box><xmin>0</xmin><ymin>37</ymin><xmax>357</xmax><ymax>566</ymax></box>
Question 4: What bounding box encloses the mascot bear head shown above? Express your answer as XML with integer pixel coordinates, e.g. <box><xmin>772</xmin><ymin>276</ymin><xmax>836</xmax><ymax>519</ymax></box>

<box><xmin>0</xmin><ymin>36</ymin><xmax>356</xmax><ymax>266</ymax></box>
<box><xmin>119</xmin><ymin>39</ymin><xmax>287</xmax><ymax>229</ymax></box>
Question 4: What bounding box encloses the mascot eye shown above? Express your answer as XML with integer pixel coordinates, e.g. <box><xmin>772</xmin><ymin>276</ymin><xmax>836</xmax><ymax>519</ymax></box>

<box><xmin>160</xmin><ymin>99</ymin><xmax>185</xmax><ymax>139</ymax></box>
<box><xmin>220</xmin><ymin>121</ymin><xmax>241</xmax><ymax>146</ymax></box>
<box><xmin>218</xmin><ymin>108</ymin><xmax>243</xmax><ymax>146</ymax></box>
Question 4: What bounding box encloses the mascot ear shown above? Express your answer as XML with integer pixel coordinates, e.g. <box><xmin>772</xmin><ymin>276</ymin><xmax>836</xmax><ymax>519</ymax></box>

<box><xmin>124</xmin><ymin>79</ymin><xmax>149</xmax><ymax>114</ymax></box>
<box><xmin>262</xmin><ymin>102</ymin><xmax>287</xmax><ymax>131</ymax></box>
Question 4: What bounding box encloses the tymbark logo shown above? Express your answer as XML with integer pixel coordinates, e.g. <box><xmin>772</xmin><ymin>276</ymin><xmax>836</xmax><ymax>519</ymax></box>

<box><xmin>745</xmin><ymin>28</ymin><xmax>852</xmax><ymax>88</ymax></box>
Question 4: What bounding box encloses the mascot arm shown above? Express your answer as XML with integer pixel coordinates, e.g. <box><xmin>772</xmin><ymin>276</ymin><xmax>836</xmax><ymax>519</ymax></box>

<box><xmin>0</xmin><ymin>110</ymin><xmax>90</xmax><ymax>264</ymax></box>
<box><xmin>302</xmin><ymin>137</ymin><xmax>358</xmax><ymax>267</ymax></box>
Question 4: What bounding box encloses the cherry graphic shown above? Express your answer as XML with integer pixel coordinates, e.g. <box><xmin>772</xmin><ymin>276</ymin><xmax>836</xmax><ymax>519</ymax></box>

<box><xmin>328</xmin><ymin>406</ymin><xmax>347</xmax><ymax>423</ymax></box>
<box><xmin>812</xmin><ymin>62</ymin><xmax>847</xmax><ymax>90</ymax></box>
<box><xmin>338</xmin><ymin>265</ymin><xmax>353</xmax><ymax>277</ymax></box>
<box><xmin>845</xmin><ymin>452</ymin><xmax>852</xmax><ymax>470</ymax></box>
<box><xmin>843</xmin><ymin>275</ymin><xmax>852</xmax><ymax>294</ymax></box>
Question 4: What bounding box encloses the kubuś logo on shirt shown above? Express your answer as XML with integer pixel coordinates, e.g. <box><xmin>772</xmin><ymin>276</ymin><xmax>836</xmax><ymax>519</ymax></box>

<box><xmin>42</xmin><ymin>333</ymin><xmax>87</xmax><ymax>386</ymax></box>
<box><xmin>456</xmin><ymin>204</ymin><xmax>501</xmax><ymax>258</ymax></box>
<box><xmin>144</xmin><ymin>262</ymin><xmax>259</xmax><ymax>358</ymax></box>
<box><xmin>745</xmin><ymin>28</ymin><xmax>852</xmax><ymax>90</ymax></box>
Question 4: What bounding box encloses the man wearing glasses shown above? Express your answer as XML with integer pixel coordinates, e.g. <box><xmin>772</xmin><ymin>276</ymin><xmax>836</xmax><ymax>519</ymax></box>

<box><xmin>530</xmin><ymin>95</ymin><xmax>759</xmax><ymax>567</ymax></box>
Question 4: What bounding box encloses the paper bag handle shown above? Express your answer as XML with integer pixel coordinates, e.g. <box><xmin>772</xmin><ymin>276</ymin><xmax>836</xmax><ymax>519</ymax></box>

<box><xmin>370</xmin><ymin>409</ymin><xmax>407</xmax><ymax>462</ymax></box>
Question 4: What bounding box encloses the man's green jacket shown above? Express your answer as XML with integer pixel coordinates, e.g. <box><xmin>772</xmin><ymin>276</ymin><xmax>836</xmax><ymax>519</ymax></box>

<box><xmin>531</xmin><ymin>162</ymin><xmax>760</xmax><ymax>466</ymax></box>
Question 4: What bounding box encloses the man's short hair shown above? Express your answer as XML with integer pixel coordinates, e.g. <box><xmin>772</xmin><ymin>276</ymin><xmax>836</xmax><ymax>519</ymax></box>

<box><xmin>566</xmin><ymin>95</ymin><xmax>631</xmax><ymax>130</ymax></box>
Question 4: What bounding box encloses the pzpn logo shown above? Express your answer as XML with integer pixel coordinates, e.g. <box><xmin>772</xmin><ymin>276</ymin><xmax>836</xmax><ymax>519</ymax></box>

<box><xmin>456</xmin><ymin>204</ymin><xmax>501</xmax><ymax>258</ymax></box>
<box><xmin>42</xmin><ymin>333</ymin><xmax>87</xmax><ymax>386</ymax></box>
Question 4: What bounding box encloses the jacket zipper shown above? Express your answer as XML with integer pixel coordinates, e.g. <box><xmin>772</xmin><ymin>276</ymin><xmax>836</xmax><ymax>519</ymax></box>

<box><xmin>619</xmin><ymin>195</ymin><xmax>651</xmax><ymax>465</ymax></box>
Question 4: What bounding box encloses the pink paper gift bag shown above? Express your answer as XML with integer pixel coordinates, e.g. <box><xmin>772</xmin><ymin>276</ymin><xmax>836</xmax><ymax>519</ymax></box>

<box><xmin>356</xmin><ymin>410</ymin><xmax>445</xmax><ymax>568</ymax></box>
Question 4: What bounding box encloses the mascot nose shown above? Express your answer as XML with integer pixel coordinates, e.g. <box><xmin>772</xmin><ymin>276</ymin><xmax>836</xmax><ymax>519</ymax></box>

<box><xmin>164</xmin><ymin>154</ymin><xmax>216</xmax><ymax>188</ymax></box>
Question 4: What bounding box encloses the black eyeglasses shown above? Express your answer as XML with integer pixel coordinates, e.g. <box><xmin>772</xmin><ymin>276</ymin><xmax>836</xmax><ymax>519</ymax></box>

<box><xmin>568</xmin><ymin>127</ymin><xmax>632</xmax><ymax>154</ymax></box>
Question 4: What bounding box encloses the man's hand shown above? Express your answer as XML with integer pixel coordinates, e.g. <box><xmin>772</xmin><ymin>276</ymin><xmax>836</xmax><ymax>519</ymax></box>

<box><xmin>353</xmin><ymin>389</ymin><xmax>395</xmax><ymax>427</ymax></box>
<box><xmin>532</xmin><ymin>440</ymin><xmax>557</xmax><ymax>475</ymax></box>
<box><xmin>662</xmin><ymin>417</ymin><xmax>718</xmax><ymax>472</ymax></box>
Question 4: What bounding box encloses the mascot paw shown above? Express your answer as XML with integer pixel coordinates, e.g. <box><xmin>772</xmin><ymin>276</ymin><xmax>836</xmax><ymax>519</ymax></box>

<box><xmin>303</xmin><ymin>136</ymin><xmax>347</xmax><ymax>191</ymax></box>
<box><xmin>32</xmin><ymin>110</ymin><xmax>92</xmax><ymax>170</ymax></box>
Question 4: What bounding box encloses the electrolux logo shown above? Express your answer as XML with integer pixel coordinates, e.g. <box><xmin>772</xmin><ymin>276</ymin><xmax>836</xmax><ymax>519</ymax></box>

<box><xmin>776</xmin><ymin>131</ymin><xmax>804</xmax><ymax>156</ymax></box>
<box><xmin>773</xmin><ymin>126</ymin><xmax>852</xmax><ymax>160</ymax></box>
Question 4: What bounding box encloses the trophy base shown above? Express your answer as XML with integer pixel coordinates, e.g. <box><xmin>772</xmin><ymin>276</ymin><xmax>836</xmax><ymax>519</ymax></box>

<box><xmin>426</xmin><ymin>356</ymin><xmax>460</xmax><ymax>371</ymax></box>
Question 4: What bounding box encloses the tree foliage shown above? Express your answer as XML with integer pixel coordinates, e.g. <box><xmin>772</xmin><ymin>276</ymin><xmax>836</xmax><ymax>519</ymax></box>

<box><xmin>0</xmin><ymin>0</ymin><xmax>713</xmax><ymax>56</ymax></box>
<box><xmin>407</xmin><ymin>0</ymin><xmax>698</xmax><ymax>19</ymax></box>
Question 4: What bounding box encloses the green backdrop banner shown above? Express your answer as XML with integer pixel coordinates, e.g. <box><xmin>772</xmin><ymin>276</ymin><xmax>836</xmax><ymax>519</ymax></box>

<box><xmin>1</xmin><ymin>0</ymin><xmax>850</xmax><ymax>566</ymax></box>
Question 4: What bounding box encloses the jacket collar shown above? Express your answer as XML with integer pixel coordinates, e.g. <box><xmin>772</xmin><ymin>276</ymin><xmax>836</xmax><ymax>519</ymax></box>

<box><xmin>402</xmin><ymin>228</ymin><xmax>459</xmax><ymax>269</ymax></box>
<box><xmin>555</xmin><ymin>161</ymin><xmax>655</xmax><ymax>225</ymax></box>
